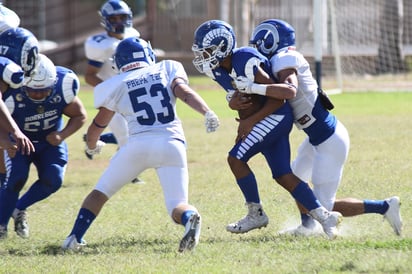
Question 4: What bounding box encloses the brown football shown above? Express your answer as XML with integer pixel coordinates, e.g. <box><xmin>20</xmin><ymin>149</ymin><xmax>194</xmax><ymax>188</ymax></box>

<box><xmin>237</xmin><ymin>94</ymin><xmax>265</xmax><ymax>120</ymax></box>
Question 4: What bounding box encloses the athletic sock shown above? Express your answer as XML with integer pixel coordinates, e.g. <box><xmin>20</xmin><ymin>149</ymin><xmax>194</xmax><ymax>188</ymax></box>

<box><xmin>363</xmin><ymin>199</ymin><xmax>389</xmax><ymax>214</ymax></box>
<box><xmin>291</xmin><ymin>181</ymin><xmax>321</xmax><ymax>211</ymax></box>
<box><xmin>301</xmin><ymin>213</ymin><xmax>316</xmax><ymax>229</ymax></box>
<box><xmin>69</xmin><ymin>208</ymin><xmax>96</xmax><ymax>243</ymax></box>
<box><xmin>236</xmin><ymin>172</ymin><xmax>260</xmax><ymax>204</ymax></box>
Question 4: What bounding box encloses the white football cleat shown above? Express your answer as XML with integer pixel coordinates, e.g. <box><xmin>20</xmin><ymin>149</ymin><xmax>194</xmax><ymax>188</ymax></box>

<box><xmin>226</xmin><ymin>202</ymin><xmax>269</xmax><ymax>234</ymax></box>
<box><xmin>62</xmin><ymin>234</ymin><xmax>87</xmax><ymax>251</ymax></box>
<box><xmin>310</xmin><ymin>207</ymin><xmax>342</xmax><ymax>240</ymax></box>
<box><xmin>278</xmin><ymin>223</ymin><xmax>323</xmax><ymax>237</ymax></box>
<box><xmin>384</xmin><ymin>196</ymin><xmax>402</xmax><ymax>236</ymax></box>
<box><xmin>179</xmin><ymin>212</ymin><xmax>201</xmax><ymax>252</ymax></box>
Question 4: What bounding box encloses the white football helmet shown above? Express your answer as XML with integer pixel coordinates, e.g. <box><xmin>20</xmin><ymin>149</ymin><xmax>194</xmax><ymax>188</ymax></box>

<box><xmin>23</xmin><ymin>54</ymin><xmax>56</xmax><ymax>103</ymax></box>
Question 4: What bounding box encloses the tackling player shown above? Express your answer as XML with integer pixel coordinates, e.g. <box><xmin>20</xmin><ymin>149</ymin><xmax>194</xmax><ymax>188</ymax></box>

<box><xmin>234</xmin><ymin>19</ymin><xmax>402</xmax><ymax>236</ymax></box>
<box><xmin>192</xmin><ymin>20</ymin><xmax>342</xmax><ymax>239</ymax></box>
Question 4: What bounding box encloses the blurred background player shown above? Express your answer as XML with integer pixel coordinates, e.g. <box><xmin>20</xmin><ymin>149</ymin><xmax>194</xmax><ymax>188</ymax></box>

<box><xmin>84</xmin><ymin>0</ymin><xmax>144</xmax><ymax>183</ymax></box>
<box><xmin>62</xmin><ymin>37</ymin><xmax>219</xmax><ymax>252</ymax></box>
<box><xmin>0</xmin><ymin>54</ymin><xmax>87</xmax><ymax>239</ymax></box>
<box><xmin>192</xmin><ymin>20</ymin><xmax>342</xmax><ymax>239</ymax></box>
<box><xmin>234</xmin><ymin>19</ymin><xmax>402</xmax><ymax>236</ymax></box>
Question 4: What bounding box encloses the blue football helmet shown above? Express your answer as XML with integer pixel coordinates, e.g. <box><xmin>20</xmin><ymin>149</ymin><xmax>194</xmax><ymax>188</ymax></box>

<box><xmin>99</xmin><ymin>0</ymin><xmax>133</xmax><ymax>34</ymax></box>
<box><xmin>192</xmin><ymin>20</ymin><xmax>236</xmax><ymax>74</ymax></box>
<box><xmin>114</xmin><ymin>37</ymin><xmax>156</xmax><ymax>72</ymax></box>
<box><xmin>22</xmin><ymin>54</ymin><xmax>56</xmax><ymax>103</ymax></box>
<box><xmin>0</xmin><ymin>27</ymin><xmax>39</xmax><ymax>76</ymax></box>
<box><xmin>250</xmin><ymin>19</ymin><xmax>295</xmax><ymax>58</ymax></box>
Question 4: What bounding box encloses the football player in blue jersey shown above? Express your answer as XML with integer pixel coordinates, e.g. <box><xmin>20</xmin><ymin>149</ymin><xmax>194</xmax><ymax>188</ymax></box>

<box><xmin>0</xmin><ymin>54</ymin><xmax>87</xmax><ymax>239</ymax></box>
<box><xmin>233</xmin><ymin>19</ymin><xmax>402</xmax><ymax>236</ymax></box>
<box><xmin>0</xmin><ymin>27</ymin><xmax>40</xmax><ymax>183</ymax></box>
<box><xmin>192</xmin><ymin>20</ymin><xmax>342</xmax><ymax>239</ymax></box>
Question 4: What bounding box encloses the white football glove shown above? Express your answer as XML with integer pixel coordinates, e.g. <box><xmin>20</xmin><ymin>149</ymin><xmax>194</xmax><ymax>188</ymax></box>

<box><xmin>204</xmin><ymin>110</ymin><xmax>219</xmax><ymax>133</ymax></box>
<box><xmin>233</xmin><ymin>76</ymin><xmax>253</xmax><ymax>94</ymax></box>
<box><xmin>85</xmin><ymin>140</ymin><xmax>105</xmax><ymax>158</ymax></box>
<box><xmin>233</xmin><ymin>76</ymin><xmax>267</xmax><ymax>96</ymax></box>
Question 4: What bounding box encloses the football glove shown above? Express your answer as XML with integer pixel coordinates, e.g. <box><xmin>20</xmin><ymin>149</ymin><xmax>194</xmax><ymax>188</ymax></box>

<box><xmin>233</xmin><ymin>76</ymin><xmax>266</xmax><ymax>96</ymax></box>
<box><xmin>85</xmin><ymin>140</ymin><xmax>105</xmax><ymax>159</ymax></box>
<box><xmin>204</xmin><ymin>110</ymin><xmax>219</xmax><ymax>133</ymax></box>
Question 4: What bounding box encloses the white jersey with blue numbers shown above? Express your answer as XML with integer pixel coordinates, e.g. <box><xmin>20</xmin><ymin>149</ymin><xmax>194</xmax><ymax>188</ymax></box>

<box><xmin>84</xmin><ymin>28</ymin><xmax>140</xmax><ymax>81</ymax></box>
<box><xmin>4</xmin><ymin>66</ymin><xmax>79</xmax><ymax>141</ymax></box>
<box><xmin>94</xmin><ymin>60</ymin><xmax>187</xmax><ymax>142</ymax></box>
<box><xmin>271</xmin><ymin>48</ymin><xmax>336</xmax><ymax>145</ymax></box>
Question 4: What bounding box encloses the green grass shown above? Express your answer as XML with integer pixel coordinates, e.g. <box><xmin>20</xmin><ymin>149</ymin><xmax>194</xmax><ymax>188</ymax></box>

<box><xmin>0</xmin><ymin>76</ymin><xmax>411</xmax><ymax>273</ymax></box>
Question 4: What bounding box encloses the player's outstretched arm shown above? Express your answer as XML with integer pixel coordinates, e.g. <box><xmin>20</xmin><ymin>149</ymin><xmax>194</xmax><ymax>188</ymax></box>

<box><xmin>172</xmin><ymin>78</ymin><xmax>219</xmax><ymax>133</ymax></box>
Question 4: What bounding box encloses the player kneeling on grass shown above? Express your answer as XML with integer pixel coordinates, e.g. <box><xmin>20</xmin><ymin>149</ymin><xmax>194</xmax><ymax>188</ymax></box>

<box><xmin>62</xmin><ymin>37</ymin><xmax>219</xmax><ymax>252</ymax></box>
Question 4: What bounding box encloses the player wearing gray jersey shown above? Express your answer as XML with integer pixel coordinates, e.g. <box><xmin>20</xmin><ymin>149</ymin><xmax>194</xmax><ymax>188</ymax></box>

<box><xmin>62</xmin><ymin>37</ymin><xmax>219</xmax><ymax>252</ymax></box>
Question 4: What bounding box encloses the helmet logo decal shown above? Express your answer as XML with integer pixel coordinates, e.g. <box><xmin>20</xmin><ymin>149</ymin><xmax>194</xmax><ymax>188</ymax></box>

<box><xmin>203</xmin><ymin>28</ymin><xmax>234</xmax><ymax>59</ymax></box>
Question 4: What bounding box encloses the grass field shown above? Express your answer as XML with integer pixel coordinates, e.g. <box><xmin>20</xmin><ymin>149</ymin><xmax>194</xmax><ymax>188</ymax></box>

<box><xmin>0</xmin><ymin>76</ymin><xmax>411</xmax><ymax>273</ymax></box>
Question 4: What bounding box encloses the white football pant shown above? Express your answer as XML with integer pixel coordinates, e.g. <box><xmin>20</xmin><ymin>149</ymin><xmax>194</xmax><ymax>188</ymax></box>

<box><xmin>292</xmin><ymin>121</ymin><xmax>350</xmax><ymax>210</ymax></box>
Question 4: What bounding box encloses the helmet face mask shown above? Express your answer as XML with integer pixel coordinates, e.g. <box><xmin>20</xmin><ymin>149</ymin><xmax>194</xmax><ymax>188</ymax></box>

<box><xmin>250</xmin><ymin>19</ymin><xmax>295</xmax><ymax>58</ymax></box>
<box><xmin>100</xmin><ymin>0</ymin><xmax>133</xmax><ymax>34</ymax></box>
<box><xmin>192</xmin><ymin>20</ymin><xmax>236</xmax><ymax>74</ymax></box>
<box><xmin>114</xmin><ymin>37</ymin><xmax>156</xmax><ymax>72</ymax></box>
<box><xmin>23</xmin><ymin>54</ymin><xmax>56</xmax><ymax>103</ymax></box>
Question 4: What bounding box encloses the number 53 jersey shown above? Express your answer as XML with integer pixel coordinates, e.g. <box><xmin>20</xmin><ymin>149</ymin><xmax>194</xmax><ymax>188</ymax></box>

<box><xmin>94</xmin><ymin>60</ymin><xmax>188</xmax><ymax>143</ymax></box>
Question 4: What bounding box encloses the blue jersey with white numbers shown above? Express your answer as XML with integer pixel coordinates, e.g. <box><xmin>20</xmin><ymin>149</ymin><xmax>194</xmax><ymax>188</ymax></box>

<box><xmin>4</xmin><ymin>66</ymin><xmax>79</xmax><ymax>142</ymax></box>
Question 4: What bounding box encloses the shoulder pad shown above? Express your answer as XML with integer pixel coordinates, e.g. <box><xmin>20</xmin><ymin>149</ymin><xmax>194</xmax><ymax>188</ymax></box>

<box><xmin>56</xmin><ymin>66</ymin><xmax>79</xmax><ymax>104</ymax></box>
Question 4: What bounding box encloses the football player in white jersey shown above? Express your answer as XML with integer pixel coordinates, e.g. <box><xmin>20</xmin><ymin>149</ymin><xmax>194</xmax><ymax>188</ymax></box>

<box><xmin>0</xmin><ymin>3</ymin><xmax>20</xmax><ymax>34</ymax></box>
<box><xmin>234</xmin><ymin>19</ymin><xmax>402</xmax><ymax>236</ymax></box>
<box><xmin>83</xmin><ymin>0</ymin><xmax>140</xmax><ymax>156</ymax></box>
<box><xmin>62</xmin><ymin>37</ymin><xmax>219</xmax><ymax>252</ymax></box>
